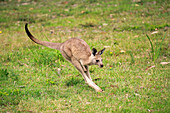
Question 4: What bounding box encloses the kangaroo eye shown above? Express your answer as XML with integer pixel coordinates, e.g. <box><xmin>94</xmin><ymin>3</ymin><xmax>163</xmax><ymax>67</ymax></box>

<box><xmin>96</xmin><ymin>60</ymin><xmax>99</xmax><ymax>62</ymax></box>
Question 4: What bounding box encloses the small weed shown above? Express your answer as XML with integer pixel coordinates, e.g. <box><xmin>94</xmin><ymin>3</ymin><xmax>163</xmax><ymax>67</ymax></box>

<box><xmin>65</xmin><ymin>77</ymin><xmax>82</xmax><ymax>86</ymax></box>
<box><xmin>0</xmin><ymin>68</ymin><xmax>19</xmax><ymax>81</ymax></box>
<box><xmin>46</xmin><ymin>79</ymin><xmax>58</xmax><ymax>85</ymax></box>
<box><xmin>0</xmin><ymin>69</ymin><xmax>9</xmax><ymax>80</ymax></box>
<box><xmin>127</xmin><ymin>51</ymin><xmax>135</xmax><ymax>64</ymax></box>
<box><xmin>109</xmin><ymin>51</ymin><xmax>113</xmax><ymax>56</ymax></box>
<box><xmin>146</xmin><ymin>34</ymin><xmax>166</xmax><ymax>62</ymax></box>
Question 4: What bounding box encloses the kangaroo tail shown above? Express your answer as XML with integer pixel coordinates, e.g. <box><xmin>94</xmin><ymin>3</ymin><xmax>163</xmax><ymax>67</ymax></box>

<box><xmin>25</xmin><ymin>23</ymin><xmax>62</xmax><ymax>50</ymax></box>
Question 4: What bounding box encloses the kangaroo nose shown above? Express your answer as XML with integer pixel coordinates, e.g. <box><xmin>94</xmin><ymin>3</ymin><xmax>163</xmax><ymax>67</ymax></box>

<box><xmin>100</xmin><ymin>64</ymin><xmax>103</xmax><ymax>68</ymax></box>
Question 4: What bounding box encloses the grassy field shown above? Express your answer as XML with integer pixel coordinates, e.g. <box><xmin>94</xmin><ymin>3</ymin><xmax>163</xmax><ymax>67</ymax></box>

<box><xmin>0</xmin><ymin>0</ymin><xmax>169</xmax><ymax>112</ymax></box>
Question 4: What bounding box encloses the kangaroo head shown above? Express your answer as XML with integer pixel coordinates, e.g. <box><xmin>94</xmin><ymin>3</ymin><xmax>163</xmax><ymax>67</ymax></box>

<box><xmin>91</xmin><ymin>48</ymin><xmax>105</xmax><ymax>68</ymax></box>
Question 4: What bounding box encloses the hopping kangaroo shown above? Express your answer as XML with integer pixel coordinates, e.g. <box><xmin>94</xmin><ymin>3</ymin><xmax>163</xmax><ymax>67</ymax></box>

<box><xmin>25</xmin><ymin>23</ymin><xmax>105</xmax><ymax>92</ymax></box>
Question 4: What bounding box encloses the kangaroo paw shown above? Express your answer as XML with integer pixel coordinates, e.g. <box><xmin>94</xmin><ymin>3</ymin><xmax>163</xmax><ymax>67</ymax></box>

<box><xmin>95</xmin><ymin>88</ymin><xmax>103</xmax><ymax>92</ymax></box>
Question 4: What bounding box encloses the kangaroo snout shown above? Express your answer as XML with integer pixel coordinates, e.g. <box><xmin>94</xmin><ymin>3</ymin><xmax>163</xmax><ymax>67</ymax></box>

<box><xmin>100</xmin><ymin>64</ymin><xmax>103</xmax><ymax>68</ymax></box>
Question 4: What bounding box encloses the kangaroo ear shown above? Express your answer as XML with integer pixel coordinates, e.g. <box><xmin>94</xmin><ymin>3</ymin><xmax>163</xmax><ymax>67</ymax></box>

<box><xmin>98</xmin><ymin>48</ymin><xmax>105</xmax><ymax>55</ymax></box>
<box><xmin>92</xmin><ymin>48</ymin><xmax>97</xmax><ymax>56</ymax></box>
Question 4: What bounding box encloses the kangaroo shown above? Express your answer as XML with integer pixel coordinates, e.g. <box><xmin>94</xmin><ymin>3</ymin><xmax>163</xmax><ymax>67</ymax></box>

<box><xmin>25</xmin><ymin>23</ymin><xmax>105</xmax><ymax>92</ymax></box>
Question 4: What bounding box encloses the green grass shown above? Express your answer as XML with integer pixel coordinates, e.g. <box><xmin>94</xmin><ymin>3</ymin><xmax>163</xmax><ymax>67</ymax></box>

<box><xmin>0</xmin><ymin>0</ymin><xmax>169</xmax><ymax>112</ymax></box>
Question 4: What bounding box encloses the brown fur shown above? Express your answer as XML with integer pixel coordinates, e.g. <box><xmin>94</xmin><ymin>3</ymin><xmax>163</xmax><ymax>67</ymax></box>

<box><xmin>25</xmin><ymin>23</ymin><xmax>105</xmax><ymax>92</ymax></box>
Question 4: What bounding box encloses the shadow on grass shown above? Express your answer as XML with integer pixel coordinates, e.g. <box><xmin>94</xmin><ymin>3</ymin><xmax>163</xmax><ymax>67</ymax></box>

<box><xmin>65</xmin><ymin>77</ymin><xmax>83</xmax><ymax>86</ymax></box>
